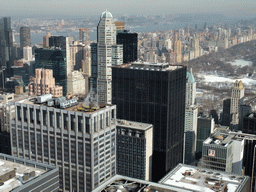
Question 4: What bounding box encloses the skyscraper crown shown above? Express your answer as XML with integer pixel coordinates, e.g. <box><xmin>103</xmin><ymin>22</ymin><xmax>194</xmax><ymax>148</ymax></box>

<box><xmin>101</xmin><ymin>10</ymin><xmax>113</xmax><ymax>19</ymax></box>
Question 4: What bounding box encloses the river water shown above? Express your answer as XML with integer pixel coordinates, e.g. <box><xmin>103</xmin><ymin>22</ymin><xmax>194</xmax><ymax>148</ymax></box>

<box><xmin>14</xmin><ymin>17</ymin><xmax>242</xmax><ymax>45</ymax></box>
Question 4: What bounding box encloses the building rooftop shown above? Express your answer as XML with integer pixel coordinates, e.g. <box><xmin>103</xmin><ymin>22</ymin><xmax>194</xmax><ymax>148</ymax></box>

<box><xmin>0</xmin><ymin>153</ymin><xmax>57</xmax><ymax>192</ymax></box>
<box><xmin>159</xmin><ymin>164</ymin><xmax>249</xmax><ymax>192</ymax></box>
<box><xmin>203</xmin><ymin>129</ymin><xmax>234</xmax><ymax>147</ymax></box>
<box><xmin>229</xmin><ymin>131</ymin><xmax>256</xmax><ymax>140</ymax></box>
<box><xmin>116</xmin><ymin>119</ymin><xmax>153</xmax><ymax>131</ymax></box>
<box><xmin>245</xmin><ymin>112</ymin><xmax>256</xmax><ymax>118</ymax></box>
<box><xmin>113</xmin><ymin>61</ymin><xmax>184</xmax><ymax>71</ymax></box>
<box><xmin>10</xmin><ymin>94</ymin><xmax>113</xmax><ymax>114</ymax></box>
<box><xmin>92</xmin><ymin>175</ymin><xmax>191</xmax><ymax>192</ymax></box>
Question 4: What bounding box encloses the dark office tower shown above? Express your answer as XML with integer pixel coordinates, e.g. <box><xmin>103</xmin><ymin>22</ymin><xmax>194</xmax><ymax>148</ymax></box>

<box><xmin>48</xmin><ymin>36</ymin><xmax>72</xmax><ymax>76</ymax></box>
<box><xmin>239</xmin><ymin>105</ymin><xmax>251</xmax><ymax>130</ymax></box>
<box><xmin>35</xmin><ymin>48</ymin><xmax>67</xmax><ymax>95</ymax></box>
<box><xmin>222</xmin><ymin>99</ymin><xmax>231</xmax><ymax>126</ymax></box>
<box><xmin>0</xmin><ymin>17</ymin><xmax>13</xmax><ymax>76</ymax></box>
<box><xmin>243</xmin><ymin>138</ymin><xmax>256</xmax><ymax>192</ymax></box>
<box><xmin>49</xmin><ymin>36</ymin><xmax>68</xmax><ymax>50</ymax></box>
<box><xmin>20</xmin><ymin>27</ymin><xmax>31</xmax><ymax>50</ymax></box>
<box><xmin>90</xmin><ymin>42</ymin><xmax>97</xmax><ymax>93</ymax></box>
<box><xmin>243</xmin><ymin>113</ymin><xmax>256</xmax><ymax>134</ymax></box>
<box><xmin>242</xmin><ymin>113</ymin><xmax>256</xmax><ymax>191</ymax></box>
<box><xmin>112</xmin><ymin>62</ymin><xmax>186</xmax><ymax>182</ymax></box>
<box><xmin>117</xmin><ymin>32</ymin><xmax>137</xmax><ymax>64</ymax></box>
<box><xmin>209</xmin><ymin>110</ymin><xmax>218</xmax><ymax>124</ymax></box>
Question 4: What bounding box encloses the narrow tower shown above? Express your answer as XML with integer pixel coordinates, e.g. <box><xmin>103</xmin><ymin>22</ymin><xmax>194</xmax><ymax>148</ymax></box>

<box><xmin>230</xmin><ymin>80</ymin><xmax>244</xmax><ymax>129</ymax></box>
<box><xmin>97</xmin><ymin>11</ymin><xmax>116</xmax><ymax>104</ymax></box>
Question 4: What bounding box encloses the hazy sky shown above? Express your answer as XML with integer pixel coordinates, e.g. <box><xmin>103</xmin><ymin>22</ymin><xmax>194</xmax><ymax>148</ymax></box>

<box><xmin>1</xmin><ymin>0</ymin><xmax>256</xmax><ymax>17</ymax></box>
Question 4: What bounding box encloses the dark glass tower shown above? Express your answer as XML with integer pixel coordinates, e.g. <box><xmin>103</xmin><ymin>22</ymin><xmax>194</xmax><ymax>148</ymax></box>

<box><xmin>20</xmin><ymin>27</ymin><xmax>31</xmax><ymax>49</ymax></box>
<box><xmin>112</xmin><ymin>62</ymin><xmax>186</xmax><ymax>181</ymax></box>
<box><xmin>222</xmin><ymin>99</ymin><xmax>231</xmax><ymax>126</ymax></box>
<box><xmin>117</xmin><ymin>32</ymin><xmax>137</xmax><ymax>64</ymax></box>
<box><xmin>0</xmin><ymin>17</ymin><xmax>13</xmax><ymax>77</ymax></box>
<box><xmin>90</xmin><ymin>42</ymin><xmax>97</xmax><ymax>93</ymax></box>
<box><xmin>242</xmin><ymin>113</ymin><xmax>256</xmax><ymax>192</ymax></box>
<box><xmin>49</xmin><ymin>36</ymin><xmax>67</xmax><ymax>50</ymax></box>
<box><xmin>35</xmin><ymin>48</ymin><xmax>67</xmax><ymax>95</ymax></box>
<box><xmin>243</xmin><ymin>113</ymin><xmax>256</xmax><ymax>134</ymax></box>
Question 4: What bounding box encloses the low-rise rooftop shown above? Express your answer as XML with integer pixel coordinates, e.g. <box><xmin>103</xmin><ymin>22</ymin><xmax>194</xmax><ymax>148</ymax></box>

<box><xmin>116</xmin><ymin>119</ymin><xmax>153</xmax><ymax>131</ymax></box>
<box><xmin>203</xmin><ymin>129</ymin><xmax>234</xmax><ymax>147</ymax></box>
<box><xmin>0</xmin><ymin>153</ymin><xmax>57</xmax><ymax>192</ymax></box>
<box><xmin>92</xmin><ymin>175</ymin><xmax>191</xmax><ymax>192</ymax></box>
<box><xmin>159</xmin><ymin>164</ymin><xmax>250</xmax><ymax>192</ymax></box>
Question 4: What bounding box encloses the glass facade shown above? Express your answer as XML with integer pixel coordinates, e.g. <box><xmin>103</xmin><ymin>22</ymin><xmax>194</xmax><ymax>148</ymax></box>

<box><xmin>35</xmin><ymin>48</ymin><xmax>67</xmax><ymax>95</ymax></box>
<box><xmin>117</xmin><ymin>32</ymin><xmax>138</xmax><ymax>64</ymax></box>
<box><xmin>90</xmin><ymin>43</ymin><xmax>97</xmax><ymax>93</ymax></box>
<box><xmin>112</xmin><ymin>65</ymin><xmax>186</xmax><ymax>181</ymax></box>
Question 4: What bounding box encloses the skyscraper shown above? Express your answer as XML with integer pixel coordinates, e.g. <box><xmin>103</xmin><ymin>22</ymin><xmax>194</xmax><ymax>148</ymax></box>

<box><xmin>111</xmin><ymin>44</ymin><xmax>123</xmax><ymax>66</ymax></box>
<box><xmin>191</xmin><ymin>35</ymin><xmax>200</xmax><ymax>58</ymax></box>
<box><xmin>90</xmin><ymin>43</ymin><xmax>97</xmax><ymax>93</ymax></box>
<box><xmin>186</xmin><ymin>69</ymin><xmax>196</xmax><ymax>106</ymax></box>
<box><xmin>231</xmin><ymin>80</ymin><xmax>244</xmax><ymax>129</ymax></box>
<box><xmin>112</xmin><ymin>62</ymin><xmax>186</xmax><ymax>181</ymax></box>
<box><xmin>117</xmin><ymin>31</ymin><xmax>138</xmax><ymax>64</ymax></box>
<box><xmin>29</xmin><ymin>68</ymin><xmax>63</xmax><ymax>97</ymax></box>
<box><xmin>79</xmin><ymin>28</ymin><xmax>90</xmax><ymax>44</ymax></box>
<box><xmin>9</xmin><ymin>97</ymin><xmax>117</xmax><ymax>191</ymax></box>
<box><xmin>0</xmin><ymin>17</ymin><xmax>13</xmax><ymax>75</ymax></box>
<box><xmin>35</xmin><ymin>48</ymin><xmax>67</xmax><ymax>95</ymax></box>
<box><xmin>43</xmin><ymin>32</ymin><xmax>51</xmax><ymax>48</ymax></box>
<box><xmin>222</xmin><ymin>99</ymin><xmax>231</xmax><ymax>126</ymax></box>
<box><xmin>114</xmin><ymin>21</ymin><xmax>125</xmax><ymax>33</ymax></box>
<box><xmin>23</xmin><ymin>46</ymin><xmax>32</xmax><ymax>61</ymax></box>
<box><xmin>116</xmin><ymin>119</ymin><xmax>153</xmax><ymax>181</ymax></box>
<box><xmin>174</xmin><ymin>40</ymin><xmax>182</xmax><ymax>63</ymax></box>
<box><xmin>196</xmin><ymin>116</ymin><xmax>214</xmax><ymax>159</ymax></box>
<box><xmin>184</xmin><ymin>70</ymin><xmax>198</xmax><ymax>164</ymax></box>
<box><xmin>97</xmin><ymin>11</ymin><xmax>117</xmax><ymax>104</ymax></box>
<box><xmin>20</xmin><ymin>27</ymin><xmax>31</xmax><ymax>51</ymax></box>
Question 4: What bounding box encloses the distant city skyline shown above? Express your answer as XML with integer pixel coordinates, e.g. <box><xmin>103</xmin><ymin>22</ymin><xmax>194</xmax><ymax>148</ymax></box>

<box><xmin>1</xmin><ymin>0</ymin><xmax>256</xmax><ymax>18</ymax></box>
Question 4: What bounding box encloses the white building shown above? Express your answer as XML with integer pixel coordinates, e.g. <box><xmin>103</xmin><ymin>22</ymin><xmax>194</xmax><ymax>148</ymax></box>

<box><xmin>67</xmin><ymin>70</ymin><xmax>87</xmax><ymax>95</ymax></box>
<box><xmin>230</xmin><ymin>80</ymin><xmax>244</xmax><ymax>126</ymax></box>
<box><xmin>112</xmin><ymin>44</ymin><xmax>123</xmax><ymax>66</ymax></box>
<box><xmin>184</xmin><ymin>70</ymin><xmax>198</xmax><ymax>164</ymax></box>
<box><xmin>23</xmin><ymin>46</ymin><xmax>32</xmax><ymax>61</ymax></box>
<box><xmin>97</xmin><ymin>11</ymin><xmax>117</xmax><ymax>104</ymax></box>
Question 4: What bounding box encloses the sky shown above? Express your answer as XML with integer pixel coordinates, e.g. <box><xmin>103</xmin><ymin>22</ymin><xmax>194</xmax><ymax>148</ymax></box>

<box><xmin>1</xmin><ymin>0</ymin><xmax>256</xmax><ymax>18</ymax></box>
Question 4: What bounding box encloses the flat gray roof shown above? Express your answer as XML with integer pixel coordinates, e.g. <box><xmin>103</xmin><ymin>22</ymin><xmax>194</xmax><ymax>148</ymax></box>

<box><xmin>116</xmin><ymin>119</ymin><xmax>153</xmax><ymax>131</ymax></box>
<box><xmin>159</xmin><ymin>164</ymin><xmax>249</xmax><ymax>192</ymax></box>
<box><xmin>0</xmin><ymin>153</ymin><xmax>57</xmax><ymax>192</ymax></box>
<box><xmin>92</xmin><ymin>175</ymin><xmax>192</xmax><ymax>192</ymax></box>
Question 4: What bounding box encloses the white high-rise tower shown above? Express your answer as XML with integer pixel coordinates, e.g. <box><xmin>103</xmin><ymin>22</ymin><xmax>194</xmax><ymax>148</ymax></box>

<box><xmin>184</xmin><ymin>69</ymin><xmax>198</xmax><ymax>164</ymax></box>
<box><xmin>230</xmin><ymin>80</ymin><xmax>245</xmax><ymax>127</ymax></box>
<box><xmin>97</xmin><ymin>11</ymin><xmax>116</xmax><ymax>104</ymax></box>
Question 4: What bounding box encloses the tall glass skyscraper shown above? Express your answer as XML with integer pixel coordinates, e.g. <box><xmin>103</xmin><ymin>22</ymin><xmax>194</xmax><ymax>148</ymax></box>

<box><xmin>0</xmin><ymin>17</ymin><xmax>13</xmax><ymax>76</ymax></box>
<box><xmin>112</xmin><ymin>62</ymin><xmax>186</xmax><ymax>182</ymax></box>
<box><xmin>117</xmin><ymin>32</ymin><xmax>137</xmax><ymax>64</ymax></box>
<box><xmin>97</xmin><ymin>11</ymin><xmax>116</xmax><ymax>104</ymax></box>
<box><xmin>35</xmin><ymin>48</ymin><xmax>67</xmax><ymax>95</ymax></box>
